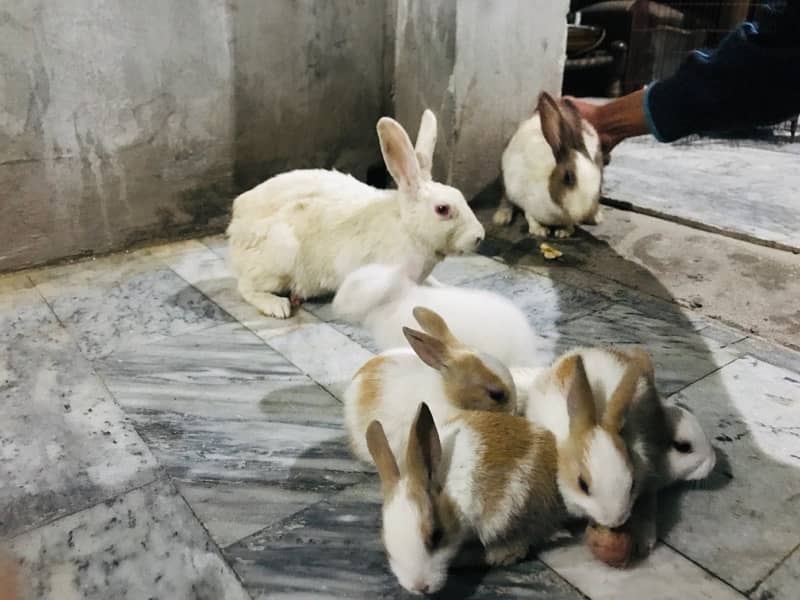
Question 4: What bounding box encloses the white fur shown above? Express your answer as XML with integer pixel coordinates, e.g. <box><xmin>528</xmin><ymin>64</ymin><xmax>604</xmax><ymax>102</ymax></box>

<box><xmin>382</xmin><ymin>479</ymin><xmax>457</xmax><ymax>595</ymax></box>
<box><xmin>228</xmin><ymin>111</ymin><xmax>485</xmax><ymax>317</ymax></box>
<box><xmin>664</xmin><ymin>405</ymin><xmax>716</xmax><ymax>483</ymax></box>
<box><xmin>498</xmin><ymin>112</ymin><xmax>602</xmax><ymax>237</ymax></box>
<box><xmin>333</xmin><ymin>263</ymin><xmax>545</xmax><ymax>367</ymax></box>
<box><xmin>344</xmin><ymin>349</ymin><xmax>516</xmax><ymax>468</ymax></box>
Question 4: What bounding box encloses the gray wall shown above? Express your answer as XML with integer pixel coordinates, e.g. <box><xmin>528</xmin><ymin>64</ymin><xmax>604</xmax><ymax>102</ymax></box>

<box><xmin>1</xmin><ymin>0</ymin><xmax>566</xmax><ymax>272</ymax></box>
<box><xmin>1</xmin><ymin>0</ymin><xmax>386</xmax><ymax>271</ymax></box>
<box><xmin>393</xmin><ymin>0</ymin><xmax>569</xmax><ymax>200</ymax></box>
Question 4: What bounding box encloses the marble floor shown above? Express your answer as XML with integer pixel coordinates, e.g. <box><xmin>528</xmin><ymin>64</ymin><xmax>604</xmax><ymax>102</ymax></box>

<box><xmin>1</xmin><ymin>222</ymin><xmax>799</xmax><ymax>599</ymax></box>
<box><xmin>604</xmin><ymin>136</ymin><xmax>800</xmax><ymax>251</ymax></box>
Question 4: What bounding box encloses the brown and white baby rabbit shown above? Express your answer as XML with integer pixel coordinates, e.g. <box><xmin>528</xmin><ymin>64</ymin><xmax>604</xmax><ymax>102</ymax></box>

<box><xmin>526</xmin><ymin>346</ymin><xmax>716</xmax><ymax>558</ymax></box>
<box><xmin>494</xmin><ymin>91</ymin><xmax>604</xmax><ymax>238</ymax></box>
<box><xmin>345</xmin><ymin>306</ymin><xmax>516</xmax><ymax>468</ymax></box>
<box><xmin>366</xmin><ymin>356</ymin><xmax>634</xmax><ymax>595</ymax></box>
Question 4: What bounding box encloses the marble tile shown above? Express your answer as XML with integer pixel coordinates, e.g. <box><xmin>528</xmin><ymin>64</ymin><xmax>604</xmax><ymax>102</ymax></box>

<box><xmin>199</xmin><ymin>233</ymin><xmax>228</xmax><ymax>259</ymax></box>
<box><xmin>95</xmin><ymin>323</ymin><xmax>370</xmax><ymax>547</ymax></box>
<box><xmin>0</xmin><ymin>288</ymin><xmax>158</xmax><ymax>537</ymax></box>
<box><xmin>8</xmin><ymin>479</ymin><xmax>249</xmax><ymax>600</ymax></box>
<box><xmin>430</xmin><ymin>254</ymin><xmax>510</xmax><ymax>285</ymax></box>
<box><xmin>750</xmin><ymin>546</ymin><xmax>800</xmax><ymax>600</ymax></box>
<box><xmin>727</xmin><ymin>337</ymin><xmax>800</xmax><ymax>373</ymax></box>
<box><xmin>604</xmin><ymin>137</ymin><xmax>800</xmax><ymax>250</ymax></box>
<box><xmin>225</xmin><ymin>481</ymin><xmax>583</xmax><ymax>600</ymax></box>
<box><xmin>541</xmin><ymin>538</ymin><xmax>745</xmax><ymax>600</ymax></box>
<box><xmin>302</xmin><ymin>300</ymin><xmax>380</xmax><ymax>354</ymax></box>
<box><xmin>464</xmin><ymin>268</ymin><xmax>612</xmax><ymax>333</ymax></box>
<box><xmin>165</xmin><ymin>242</ymin><xmax>320</xmax><ymax>341</ymax></box>
<box><xmin>267</xmin><ymin>322</ymin><xmax>375</xmax><ymax>401</ymax></box>
<box><xmin>661</xmin><ymin>357</ymin><xmax>800</xmax><ymax>592</ymax></box>
<box><xmin>551</xmin><ymin>303</ymin><xmax>738</xmax><ymax>395</ymax></box>
<box><xmin>28</xmin><ymin>250</ymin><xmax>231</xmax><ymax>361</ymax></box>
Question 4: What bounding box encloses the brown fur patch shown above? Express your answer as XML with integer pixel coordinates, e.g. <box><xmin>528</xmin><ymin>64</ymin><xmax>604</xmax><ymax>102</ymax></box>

<box><xmin>354</xmin><ymin>355</ymin><xmax>386</xmax><ymax>415</ymax></box>
<box><xmin>461</xmin><ymin>413</ymin><xmax>558</xmax><ymax>519</ymax></box>
<box><xmin>443</xmin><ymin>352</ymin><xmax>514</xmax><ymax>413</ymax></box>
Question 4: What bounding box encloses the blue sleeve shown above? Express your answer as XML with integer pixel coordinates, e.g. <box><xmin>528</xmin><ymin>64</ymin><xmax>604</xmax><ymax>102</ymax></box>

<box><xmin>644</xmin><ymin>2</ymin><xmax>800</xmax><ymax>143</ymax></box>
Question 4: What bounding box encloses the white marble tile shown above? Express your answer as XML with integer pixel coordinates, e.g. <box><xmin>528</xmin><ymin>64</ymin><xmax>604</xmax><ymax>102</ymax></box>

<box><xmin>751</xmin><ymin>546</ymin><xmax>800</xmax><ymax>600</ymax></box>
<box><xmin>464</xmin><ymin>267</ymin><xmax>613</xmax><ymax>332</ymax></box>
<box><xmin>198</xmin><ymin>233</ymin><xmax>228</xmax><ymax>258</ymax></box>
<box><xmin>267</xmin><ymin>321</ymin><xmax>376</xmax><ymax>400</ymax></box>
<box><xmin>604</xmin><ymin>138</ymin><xmax>800</xmax><ymax>250</ymax></box>
<box><xmin>541</xmin><ymin>539</ymin><xmax>745</xmax><ymax>600</ymax></box>
<box><xmin>430</xmin><ymin>253</ymin><xmax>509</xmax><ymax>285</ymax></box>
<box><xmin>8</xmin><ymin>479</ymin><xmax>249</xmax><ymax>600</ymax></box>
<box><xmin>28</xmin><ymin>248</ymin><xmax>231</xmax><ymax>361</ymax></box>
<box><xmin>165</xmin><ymin>243</ymin><xmax>320</xmax><ymax>340</ymax></box>
<box><xmin>552</xmin><ymin>303</ymin><xmax>738</xmax><ymax>395</ymax></box>
<box><xmin>662</xmin><ymin>357</ymin><xmax>800</xmax><ymax>592</ymax></box>
<box><xmin>0</xmin><ymin>289</ymin><xmax>158</xmax><ymax>537</ymax></box>
<box><xmin>95</xmin><ymin>323</ymin><xmax>370</xmax><ymax>547</ymax></box>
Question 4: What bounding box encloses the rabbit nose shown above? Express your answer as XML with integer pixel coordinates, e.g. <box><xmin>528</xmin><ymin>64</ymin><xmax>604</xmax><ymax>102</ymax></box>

<box><xmin>415</xmin><ymin>582</ymin><xmax>430</xmax><ymax>594</ymax></box>
<box><xmin>475</xmin><ymin>233</ymin><xmax>484</xmax><ymax>245</ymax></box>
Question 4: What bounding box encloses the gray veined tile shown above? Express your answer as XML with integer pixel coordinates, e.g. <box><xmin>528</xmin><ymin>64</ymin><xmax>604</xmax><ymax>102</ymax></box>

<box><xmin>95</xmin><ymin>323</ymin><xmax>371</xmax><ymax>547</ymax></box>
<box><xmin>28</xmin><ymin>250</ymin><xmax>231</xmax><ymax>361</ymax></box>
<box><xmin>225</xmin><ymin>481</ymin><xmax>583</xmax><ymax>600</ymax></box>
<box><xmin>8</xmin><ymin>478</ymin><xmax>249</xmax><ymax>600</ymax></box>
<box><xmin>463</xmin><ymin>268</ymin><xmax>612</xmax><ymax>332</ymax></box>
<box><xmin>0</xmin><ymin>288</ymin><xmax>158</xmax><ymax>538</ymax></box>
<box><xmin>751</xmin><ymin>545</ymin><xmax>800</xmax><ymax>600</ymax></box>
<box><xmin>430</xmin><ymin>254</ymin><xmax>510</xmax><ymax>285</ymax></box>
<box><xmin>551</xmin><ymin>303</ymin><xmax>738</xmax><ymax>396</ymax></box>
<box><xmin>660</xmin><ymin>357</ymin><xmax>800</xmax><ymax>593</ymax></box>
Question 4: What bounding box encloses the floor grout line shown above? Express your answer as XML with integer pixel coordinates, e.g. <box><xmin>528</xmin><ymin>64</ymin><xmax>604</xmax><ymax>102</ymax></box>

<box><xmin>744</xmin><ymin>540</ymin><xmax>800</xmax><ymax>596</ymax></box>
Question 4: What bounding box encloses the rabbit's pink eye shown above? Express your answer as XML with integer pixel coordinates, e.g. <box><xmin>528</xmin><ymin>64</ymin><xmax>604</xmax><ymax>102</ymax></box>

<box><xmin>435</xmin><ymin>204</ymin><xmax>451</xmax><ymax>218</ymax></box>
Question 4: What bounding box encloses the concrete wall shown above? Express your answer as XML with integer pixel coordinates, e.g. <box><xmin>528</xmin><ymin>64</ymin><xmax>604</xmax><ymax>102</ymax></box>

<box><xmin>1</xmin><ymin>0</ymin><xmax>566</xmax><ymax>272</ymax></box>
<box><xmin>392</xmin><ymin>0</ymin><xmax>569</xmax><ymax>200</ymax></box>
<box><xmin>0</xmin><ymin>0</ymin><xmax>386</xmax><ymax>272</ymax></box>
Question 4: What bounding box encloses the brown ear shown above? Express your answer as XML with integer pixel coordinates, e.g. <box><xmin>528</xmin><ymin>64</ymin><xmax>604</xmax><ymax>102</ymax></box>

<box><xmin>603</xmin><ymin>362</ymin><xmax>642</xmax><ymax>432</ymax></box>
<box><xmin>403</xmin><ymin>327</ymin><xmax>451</xmax><ymax>371</ymax></box>
<box><xmin>406</xmin><ymin>403</ymin><xmax>442</xmax><ymax>487</ymax></box>
<box><xmin>366</xmin><ymin>420</ymin><xmax>400</xmax><ymax>497</ymax></box>
<box><xmin>537</xmin><ymin>92</ymin><xmax>586</xmax><ymax>162</ymax></box>
<box><xmin>628</xmin><ymin>347</ymin><xmax>655</xmax><ymax>379</ymax></box>
<box><xmin>565</xmin><ymin>355</ymin><xmax>597</xmax><ymax>435</ymax></box>
<box><xmin>412</xmin><ymin>306</ymin><xmax>455</xmax><ymax>342</ymax></box>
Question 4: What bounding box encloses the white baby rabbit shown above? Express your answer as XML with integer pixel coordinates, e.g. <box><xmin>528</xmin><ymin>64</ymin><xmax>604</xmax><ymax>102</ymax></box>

<box><xmin>332</xmin><ymin>262</ymin><xmax>545</xmax><ymax>367</ymax></box>
<box><xmin>344</xmin><ymin>307</ymin><xmax>517</xmax><ymax>468</ymax></box>
<box><xmin>494</xmin><ymin>91</ymin><xmax>604</xmax><ymax>238</ymax></box>
<box><xmin>367</xmin><ymin>355</ymin><xmax>633</xmax><ymax>595</ymax></box>
<box><xmin>227</xmin><ymin>109</ymin><xmax>485</xmax><ymax>318</ymax></box>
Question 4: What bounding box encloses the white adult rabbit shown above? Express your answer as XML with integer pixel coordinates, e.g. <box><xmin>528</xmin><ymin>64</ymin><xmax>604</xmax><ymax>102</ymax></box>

<box><xmin>332</xmin><ymin>263</ymin><xmax>546</xmax><ymax>367</ymax></box>
<box><xmin>494</xmin><ymin>91</ymin><xmax>604</xmax><ymax>238</ymax></box>
<box><xmin>227</xmin><ymin>110</ymin><xmax>484</xmax><ymax>318</ymax></box>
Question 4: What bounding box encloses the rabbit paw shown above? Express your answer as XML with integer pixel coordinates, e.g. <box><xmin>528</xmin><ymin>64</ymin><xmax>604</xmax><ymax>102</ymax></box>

<box><xmin>552</xmin><ymin>226</ymin><xmax>574</xmax><ymax>239</ymax></box>
<box><xmin>485</xmin><ymin>539</ymin><xmax>529</xmax><ymax>567</ymax></box>
<box><xmin>525</xmin><ymin>216</ymin><xmax>550</xmax><ymax>238</ymax></box>
<box><xmin>493</xmin><ymin>206</ymin><xmax>514</xmax><ymax>226</ymax></box>
<box><xmin>585</xmin><ymin>208</ymin><xmax>604</xmax><ymax>225</ymax></box>
<box><xmin>258</xmin><ymin>295</ymin><xmax>293</xmax><ymax>319</ymax></box>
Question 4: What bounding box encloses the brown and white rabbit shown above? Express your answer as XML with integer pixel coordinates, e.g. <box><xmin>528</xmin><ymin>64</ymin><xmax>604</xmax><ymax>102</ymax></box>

<box><xmin>344</xmin><ymin>307</ymin><xmax>517</xmax><ymax>468</ymax></box>
<box><xmin>227</xmin><ymin>109</ymin><xmax>484</xmax><ymax>318</ymax></box>
<box><xmin>494</xmin><ymin>91</ymin><xmax>604</xmax><ymax>238</ymax></box>
<box><xmin>525</xmin><ymin>346</ymin><xmax>716</xmax><ymax>559</ymax></box>
<box><xmin>366</xmin><ymin>355</ymin><xmax>635</xmax><ymax>595</ymax></box>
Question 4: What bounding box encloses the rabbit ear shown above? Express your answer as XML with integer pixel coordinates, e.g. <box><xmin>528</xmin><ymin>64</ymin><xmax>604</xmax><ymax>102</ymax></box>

<box><xmin>412</xmin><ymin>306</ymin><xmax>456</xmax><ymax>343</ymax></box>
<box><xmin>563</xmin><ymin>355</ymin><xmax>597</xmax><ymax>436</ymax></box>
<box><xmin>603</xmin><ymin>362</ymin><xmax>643</xmax><ymax>432</ymax></box>
<box><xmin>414</xmin><ymin>109</ymin><xmax>437</xmax><ymax>180</ymax></box>
<box><xmin>406</xmin><ymin>403</ymin><xmax>442</xmax><ymax>488</ymax></box>
<box><xmin>377</xmin><ymin>117</ymin><xmax>422</xmax><ymax>193</ymax></box>
<box><xmin>366</xmin><ymin>420</ymin><xmax>400</xmax><ymax>498</ymax></box>
<box><xmin>628</xmin><ymin>347</ymin><xmax>655</xmax><ymax>379</ymax></box>
<box><xmin>537</xmin><ymin>92</ymin><xmax>586</xmax><ymax>162</ymax></box>
<box><xmin>403</xmin><ymin>327</ymin><xmax>452</xmax><ymax>371</ymax></box>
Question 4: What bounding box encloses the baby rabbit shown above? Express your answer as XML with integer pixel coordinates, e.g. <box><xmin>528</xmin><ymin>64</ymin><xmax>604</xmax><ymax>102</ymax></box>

<box><xmin>333</xmin><ymin>263</ymin><xmax>545</xmax><ymax>367</ymax></box>
<box><xmin>526</xmin><ymin>346</ymin><xmax>716</xmax><ymax>560</ymax></box>
<box><xmin>367</xmin><ymin>355</ymin><xmax>634</xmax><ymax>595</ymax></box>
<box><xmin>494</xmin><ymin>91</ymin><xmax>604</xmax><ymax>238</ymax></box>
<box><xmin>345</xmin><ymin>307</ymin><xmax>517</xmax><ymax>467</ymax></box>
<box><xmin>227</xmin><ymin>110</ymin><xmax>484</xmax><ymax>318</ymax></box>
